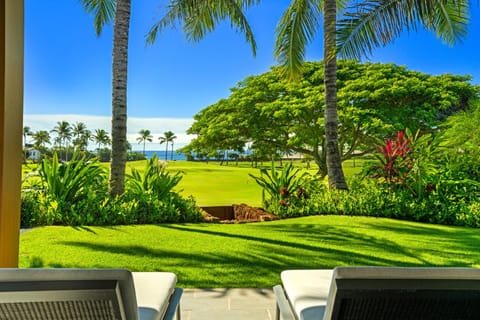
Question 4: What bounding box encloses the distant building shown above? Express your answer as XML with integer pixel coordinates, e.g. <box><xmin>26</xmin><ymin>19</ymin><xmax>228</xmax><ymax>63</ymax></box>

<box><xmin>27</xmin><ymin>149</ymin><xmax>41</xmax><ymax>161</ymax></box>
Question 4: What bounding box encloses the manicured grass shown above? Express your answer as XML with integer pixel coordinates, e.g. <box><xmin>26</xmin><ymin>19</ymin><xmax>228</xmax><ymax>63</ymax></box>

<box><xmin>125</xmin><ymin>159</ymin><xmax>363</xmax><ymax>206</ymax></box>
<box><xmin>23</xmin><ymin>159</ymin><xmax>364</xmax><ymax>207</ymax></box>
<box><xmin>19</xmin><ymin>215</ymin><xmax>480</xmax><ymax>288</ymax></box>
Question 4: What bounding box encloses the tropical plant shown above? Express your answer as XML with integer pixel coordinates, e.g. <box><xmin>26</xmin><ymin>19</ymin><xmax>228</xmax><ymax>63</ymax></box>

<box><xmin>23</xmin><ymin>126</ymin><xmax>32</xmax><ymax>162</ymax></box>
<box><xmin>274</xmin><ymin>0</ymin><xmax>348</xmax><ymax>189</ymax></box>
<box><xmin>337</xmin><ymin>0</ymin><xmax>469</xmax><ymax>60</ymax></box>
<box><xmin>159</xmin><ymin>131</ymin><xmax>177</xmax><ymax>160</ymax></box>
<box><xmin>32</xmin><ymin>130</ymin><xmax>51</xmax><ymax>149</ymax></box>
<box><xmin>35</xmin><ymin>151</ymin><xmax>107</xmax><ymax>204</ymax></box>
<box><xmin>136</xmin><ymin>129</ymin><xmax>153</xmax><ymax>156</ymax></box>
<box><xmin>249</xmin><ymin>162</ymin><xmax>310</xmax><ymax>213</ymax></box>
<box><xmin>92</xmin><ymin>129</ymin><xmax>111</xmax><ymax>152</ymax></box>
<box><xmin>81</xmin><ymin>0</ymin><xmax>129</xmax><ymax>196</ymax></box>
<box><xmin>126</xmin><ymin>154</ymin><xmax>182</xmax><ymax>201</ymax></box>
<box><xmin>51</xmin><ymin>121</ymin><xmax>72</xmax><ymax>161</ymax></box>
<box><xmin>71</xmin><ymin>122</ymin><xmax>88</xmax><ymax>151</ymax></box>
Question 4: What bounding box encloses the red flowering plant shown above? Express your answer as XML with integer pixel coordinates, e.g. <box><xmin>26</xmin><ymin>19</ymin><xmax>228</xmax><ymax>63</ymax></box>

<box><xmin>370</xmin><ymin>130</ymin><xmax>413</xmax><ymax>189</ymax></box>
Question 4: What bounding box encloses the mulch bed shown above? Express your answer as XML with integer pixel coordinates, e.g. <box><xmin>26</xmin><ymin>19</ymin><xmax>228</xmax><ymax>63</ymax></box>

<box><xmin>202</xmin><ymin>204</ymin><xmax>279</xmax><ymax>224</ymax></box>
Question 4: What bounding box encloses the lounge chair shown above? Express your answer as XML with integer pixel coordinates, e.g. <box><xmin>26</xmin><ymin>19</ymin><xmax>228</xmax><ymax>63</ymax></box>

<box><xmin>0</xmin><ymin>268</ymin><xmax>182</xmax><ymax>320</ymax></box>
<box><xmin>274</xmin><ymin>266</ymin><xmax>480</xmax><ymax>320</ymax></box>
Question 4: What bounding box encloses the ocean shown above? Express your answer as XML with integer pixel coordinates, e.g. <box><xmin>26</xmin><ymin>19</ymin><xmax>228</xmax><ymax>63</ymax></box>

<box><xmin>142</xmin><ymin>150</ymin><xmax>186</xmax><ymax>161</ymax></box>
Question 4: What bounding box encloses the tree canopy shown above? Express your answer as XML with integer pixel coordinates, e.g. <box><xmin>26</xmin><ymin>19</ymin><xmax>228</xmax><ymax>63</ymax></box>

<box><xmin>182</xmin><ymin>60</ymin><xmax>479</xmax><ymax>176</ymax></box>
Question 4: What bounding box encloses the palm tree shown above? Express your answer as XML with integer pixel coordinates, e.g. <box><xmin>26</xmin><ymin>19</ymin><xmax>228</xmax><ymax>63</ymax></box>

<box><xmin>168</xmin><ymin>132</ymin><xmax>177</xmax><ymax>160</ymax></box>
<box><xmin>274</xmin><ymin>0</ymin><xmax>348</xmax><ymax>190</ymax></box>
<box><xmin>23</xmin><ymin>126</ymin><xmax>32</xmax><ymax>162</ymax></box>
<box><xmin>136</xmin><ymin>129</ymin><xmax>153</xmax><ymax>156</ymax></box>
<box><xmin>93</xmin><ymin>129</ymin><xmax>111</xmax><ymax>152</ymax></box>
<box><xmin>72</xmin><ymin>122</ymin><xmax>88</xmax><ymax>151</ymax></box>
<box><xmin>51</xmin><ymin>121</ymin><xmax>72</xmax><ymax>161</ymax></box>
<box><xmin>273</xmin><ymin>0</ymin><xmax>469</xmax><ymax>190</ymax></box>
<box><xmin>82</xmin><ymin>0</ymin><xmax>258</xmax><ymax>195</ymax></box>
<box><xmin>158</xmin><ymin>131</ymin><xmax>174</xmax><ymax>160</ymax></box>
<box><xmin>32</xmin><ymin>130</ymin><xmax>50</xmax><ymax>149</ymax></box>
<box><xmin>81</xmin><ymin>0</ymin><xmax>129</xmax><ymax>196</ymax></box>
<box><xmin>337</xmin><ymin>0</ymin><xmax>469</xmax><ymax>59</ymax></box>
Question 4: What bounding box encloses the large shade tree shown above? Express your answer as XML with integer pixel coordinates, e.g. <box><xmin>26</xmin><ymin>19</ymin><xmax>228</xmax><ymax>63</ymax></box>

<box><xmin>183</xmin><ymin>60</ymin><xmax>478</xmax><ymax>176</ymax></box>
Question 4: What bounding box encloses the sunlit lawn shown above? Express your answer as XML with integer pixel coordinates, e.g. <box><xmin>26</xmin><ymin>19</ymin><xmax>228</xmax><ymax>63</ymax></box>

<box><xmin>23</xmin><ymin>159</ymin><xmax>364</xmax><ymax>206</ymax></box>
<box><xmin>19</xmin><ymin>215</ymin><xmax>480</xmax><ymax>288</ymax></box>
<box><xmin>125</xmin><ymin>159</ymin><xmax>364</xmax><ymax>206</ymax></box>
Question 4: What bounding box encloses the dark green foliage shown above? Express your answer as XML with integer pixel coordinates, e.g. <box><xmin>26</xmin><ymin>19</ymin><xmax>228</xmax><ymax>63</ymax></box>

<box><xmin>249</xmin><ymin>162</ymin><xmax>315</xmax><ymax>217</ymax></box>
<box><xmin>21</xmin><ymin>153</ymin><xmax>202</xmax><ymax>227</ymax></box>
<box><xmin>126</xmin><ymin>154</ymin><xmax>182</xmax><ymax>200</ymax></box>
<box><xmin>184</xmin><ymin>60</ymin><xmax>479</xmax><ymax>176</ymax></box>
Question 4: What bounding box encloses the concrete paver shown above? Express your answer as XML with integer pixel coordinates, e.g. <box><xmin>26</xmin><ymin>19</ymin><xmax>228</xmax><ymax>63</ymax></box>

<box><xmin>180</xmin><ymin>288</ymin><xmax>276</xmax><ymax>320</ymax></box>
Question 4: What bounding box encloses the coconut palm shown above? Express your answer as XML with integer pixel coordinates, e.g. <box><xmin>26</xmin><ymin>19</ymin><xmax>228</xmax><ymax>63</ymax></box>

<box><xmin>93</xmin><ymin>129</ymin><xmax>111</xmax><ymax>152</ymax></box>
<box><xmin>337</xmin><ymin>0</ymin><xmax>469</xmax><ymax>60</ymax></box>
<box><xmin>274</xmin><ymin>0</ymin><xmax>348</xmax><ymax>189</ymax></box>
<box><xmin>32</xmin><ymin>130</ymin><xmax>51</xmax><ymax>149</ymax></box>
<box><xmin>72</xmin><ymin>122</ymin><xmax>88</xmax><ymax>151</ymax></box>
<box><xmin>158</xmin><ymin>131</ymin><xmax>175</xmax><ymax>160</ymax></box>
<box><xmin>51</xmin><ymin>121</ymin><xmax>72</xmax><ymax>161</ymax></box>
<box><xmin>23</xmin><ymin>126</ymin><xmax>32</xmax><ymax>162</ymax></box>
<box><xmin>81</xmin><ymin>0</ymin><xmax>129</xmax><ymax>196</ymax></box>
<box><xmin>169</xmin><ymin>133</ymin><xmax>177</xmax><ymax>160</ymax></box>
<box><xmin>136</xmin><ymin>129</ymin><xmax>153</xmax><ymax>156</ymax></box>
<box><xmin>273</xmin><ymin>0</ymin><xmax>469</xmax><ymax>190</ymax></box>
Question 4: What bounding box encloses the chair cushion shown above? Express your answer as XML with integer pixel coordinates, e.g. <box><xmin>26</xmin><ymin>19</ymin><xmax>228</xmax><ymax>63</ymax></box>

<box><xmin>132</xmin><ymin>272</ymin><xmax>177</xmax><ymax>320</ymax></box>
<box><xmin>281</xmin><ymin>269</ymin><xmax>333</xmax><ymax>320</ymax></box>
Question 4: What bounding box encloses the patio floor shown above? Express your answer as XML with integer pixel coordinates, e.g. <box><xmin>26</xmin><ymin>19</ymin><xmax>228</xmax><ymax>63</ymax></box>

<box><xmin>180</xmin><ymin>288</ymin><xmax>276</xmax><ymax>320</ymax></box>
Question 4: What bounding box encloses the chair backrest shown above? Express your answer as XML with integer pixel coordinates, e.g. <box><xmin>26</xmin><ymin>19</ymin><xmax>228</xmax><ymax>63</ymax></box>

<box><xmin>324</xmin><ymin>267</ymin><xmax>480</xmax><ymax>320</ymax></box>
<box><xmin>0</xmin><ymin>268</ymin><xmax>138</xmax><ymax>320</ymax></box>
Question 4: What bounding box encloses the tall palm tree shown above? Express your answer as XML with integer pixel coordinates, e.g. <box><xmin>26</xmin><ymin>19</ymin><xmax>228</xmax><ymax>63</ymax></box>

<box><xmin>72</xmin><ymin>121</ymin><xmax>88</xmax><ymax>151</ymax></box>
<box><xmin>81</xmin><ymin>0</ymin><xmax>129</xmax><ymax>196</ymax></box>
<box><xmin>274</xmin><ymin>0</ymin><xmax>348</xmax><ymax>190</ymax></box>
<box><xmin>158</xmin><ymin>131</ymin><xmax>175</xmax><ymax>160</ymax></box>
<box><xmin>93</xmin><ymin>129</ymin><xmax>111</xmax><ymax>152</ymax></box>
<box><xmin>23</xmin><ymin>126</ymin><xmax>32</xmax><ymax>162</ymax></box>
<box><xmin>136</xmin><ymin>129</ymin><xmax>153</xmax><ymax>156</ymax></box>
<box><xmin>32</xmin><ymin>130</ymin><xmax>51</xmax><ymax>149</ymax></box>
<box><xmin>274</xmin><ymin>0</ymin><xmax>468</xmax><ymax>190</ymax></box>
<box><xmin>169</xmin><ymin>132</ymin><xmax>178</xmax><ymax>160</ymax></box>
<box><xmin>51</xmin><ymin>121</ymin><xmax>72</xmax><ymax>161</ymax></box>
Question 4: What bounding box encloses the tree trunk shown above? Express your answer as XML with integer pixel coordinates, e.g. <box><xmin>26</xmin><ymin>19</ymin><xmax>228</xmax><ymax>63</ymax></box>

<box><xmin>324</xmin><ymin>0</ymin><xmax>348</xmax><ymax>190</ymax></box>
<box><xmin>109</xmin><ymin>0</ymin><xmax>130</xmax><ymax>196</ymax></box>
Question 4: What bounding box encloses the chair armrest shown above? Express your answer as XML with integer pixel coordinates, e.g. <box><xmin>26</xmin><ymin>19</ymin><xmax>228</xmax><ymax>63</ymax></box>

<box><xmin>273</xmin><ymin>285</ymin><xmax>297</xmax><ymax>320</ymax></box>
<box><xmin>163</xmin><ymin>288</ymin><xmax>183</xmax><ymax>320</ymax></box>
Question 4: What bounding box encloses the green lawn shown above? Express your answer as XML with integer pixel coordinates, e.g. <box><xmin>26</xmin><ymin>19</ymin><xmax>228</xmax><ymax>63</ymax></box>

<box><xmin>19</xmin><ymin>215</ymin><xmax>480</xmax><ymax>288</ymax></box>
<box><xmin>124</xmin><ymin>159</ymin><xmax>363</xmax><ymax>206</ymax></box>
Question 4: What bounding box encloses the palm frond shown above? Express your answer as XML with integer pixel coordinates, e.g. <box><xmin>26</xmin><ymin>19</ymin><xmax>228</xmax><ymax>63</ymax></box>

<box><xmin>274</xmin><ymin>0</ymin><xmax>322</xmax><ymax>80</ymax></box>
<box><xmin>337</xmin><ymin>0</ymin><xmax>469</xmax><ymax>60</ymax></box>
<box><xmin>80</xmin><ymin>0</ymin><xmax>116</xmax><ymax>36</ymax></box>
<box><xmin>146</xmin><ymin>0</ymin><xmax>259</xmax><ymax>56</ymax></box>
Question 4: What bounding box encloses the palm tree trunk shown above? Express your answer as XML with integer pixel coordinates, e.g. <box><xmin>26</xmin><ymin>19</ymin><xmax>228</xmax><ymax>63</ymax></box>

<box><xmin>171</xmin><ymin>142</ymin><xmax>174</xmax><ymax>160</ymax></box>
<box><xmin>165</xmin><ymin>143</ymin><xmax>168</xmax><ymax>160</ymax></box>
<box><xmin>109</xmin><ymin>0</ymin><xmax>130</xmax><ymax>196</ymax></box>
<box><xmin>324</xmin><ymin>0</ymin><xmax>347</xmax><ymax>190</ymax></box>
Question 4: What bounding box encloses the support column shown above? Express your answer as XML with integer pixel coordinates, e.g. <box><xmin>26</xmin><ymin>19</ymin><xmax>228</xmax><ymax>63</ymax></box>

<box><xmin>0</xmin><ymin>0</ymin><xmax>24</xmax><ymax>267</ymax></box>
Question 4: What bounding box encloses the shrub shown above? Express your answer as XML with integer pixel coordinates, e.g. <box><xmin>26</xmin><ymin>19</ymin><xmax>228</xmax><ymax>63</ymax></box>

<box><xmin>249</xmin><ymin>162</ymin><xmax>312</xmax><ymax>216</ymax></box>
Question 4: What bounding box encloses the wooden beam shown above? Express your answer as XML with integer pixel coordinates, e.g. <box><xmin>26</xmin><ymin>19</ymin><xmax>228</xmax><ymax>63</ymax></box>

<box><xmin>0</xmin><ymin>0</ymin><xmax>24</xmax><ymax>267</ymax></box>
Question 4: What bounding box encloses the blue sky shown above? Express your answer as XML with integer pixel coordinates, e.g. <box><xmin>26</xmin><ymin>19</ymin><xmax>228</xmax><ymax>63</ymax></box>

<box><xmin>24</xmin><ymin>1</ymin><xmax>480</xmax><ymax>150</ymax></box>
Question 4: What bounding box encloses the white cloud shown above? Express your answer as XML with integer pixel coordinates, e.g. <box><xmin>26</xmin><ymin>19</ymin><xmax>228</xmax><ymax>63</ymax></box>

<box><xmin>23</xmin><ymin>114</ymin><xmax>195</xmax><ymax>151</ymax></box>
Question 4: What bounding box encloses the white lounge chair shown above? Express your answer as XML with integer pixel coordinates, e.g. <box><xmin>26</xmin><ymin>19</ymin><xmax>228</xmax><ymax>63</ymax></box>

<box><xmin>274</xmin><ymin>266</ymin><xmax>480</xmax><ymax>320</ymax></box>
<box><xmin>0</xmin><ymin>268</ymin><xmax>182</xmax><ymax>320</ymax></box>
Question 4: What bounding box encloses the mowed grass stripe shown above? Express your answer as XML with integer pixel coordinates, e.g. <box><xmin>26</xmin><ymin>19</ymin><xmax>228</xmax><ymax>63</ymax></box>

<box><xmin>19</xmin><ymin>215</ymin><xmax>480</xmax><ymax>288</ymax></box>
